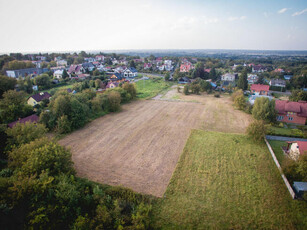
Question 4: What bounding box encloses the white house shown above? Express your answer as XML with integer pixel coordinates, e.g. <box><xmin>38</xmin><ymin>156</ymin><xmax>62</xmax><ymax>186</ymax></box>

<box><xmin>221</xmin><ymin>73</ymin><xmax>236</xmax><ymax>82</ymax></box>
<box><xmin>124</xmin><ymin>67</ymin><xmax>138</xmax><ymax>78</ymax></box>
<box><xmin>57</xmin><ymin>59</ymin><xmax>67</xmax><ymax>66</ymax></box>
<box><xmin>269</xmin><ymin>79</ymin><xmax>286</xmax><ymax>88</ymax></box>
<box><xmin>247</xmin><ymin>74</ymin><xmax>258</xmax><ymax>84</ymax></box>
<box><xmin>53</xmin><ymin>69</ymin><xmax>64</xmax><ymax>79</ymax></box>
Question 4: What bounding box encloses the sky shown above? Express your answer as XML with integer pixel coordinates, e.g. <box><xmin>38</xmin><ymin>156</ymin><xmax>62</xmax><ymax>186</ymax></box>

<box><xmin>0</xmin><ymin>0</ymin><xmax>307</xmax><ymax>53</ymax></box>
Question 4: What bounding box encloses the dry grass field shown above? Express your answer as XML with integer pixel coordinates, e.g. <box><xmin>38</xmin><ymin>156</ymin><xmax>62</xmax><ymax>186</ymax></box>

<box><xmin>59</xmin><ymin>94</ymin><xmax>252</xmax><ymax>197</ymax></box>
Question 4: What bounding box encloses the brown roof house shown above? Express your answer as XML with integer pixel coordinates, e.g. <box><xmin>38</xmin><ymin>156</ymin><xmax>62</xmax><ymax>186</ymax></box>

<box><xmin>27</xmin><ymin>92</ymin><xmax>51</xmax><ymax>107</ymax></box>
<box><xmin>8</xmin><ymin>114</ymin><xmax>39</xmax><ymax>128</ymax></box>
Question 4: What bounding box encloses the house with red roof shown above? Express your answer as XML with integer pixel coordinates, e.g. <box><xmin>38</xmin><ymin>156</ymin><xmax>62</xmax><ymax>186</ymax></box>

<box><xmin>144</xmin><ymin>63</ymin><xmax>152</xmax><ymax>69</ymax></box>
<box><xmin>275</xmin><ymin>100</ymin><xmax>307</xmax><ymax>125</ymax></box>
<box><xmin>7</xmin><ymin>114</ymin><xmax>39</xmax><ymax>128</ymax></box>
<box><xmin>68</xmin><ymin>64</ymin><xmax>84</xmax><ymax>75</ymax></box>
<box><xmin>250</xmin><ymin>84</ymin><xmax>269</xmax><ymax>95</ymax></box>
<box><xmin>180</xmin><ymin>63</ymin><xmax>194</xmax><ymax>73</ymax></box>
<box><xmin>285</xmin><ymin>141</ymin><xmax>307</xmax><ymax>161</ymax></box>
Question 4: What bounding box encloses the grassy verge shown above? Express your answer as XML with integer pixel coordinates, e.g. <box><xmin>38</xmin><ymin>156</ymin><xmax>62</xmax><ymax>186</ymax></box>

<box><xmin>135</xmin><ymin>78</ymin><xmax>173</xmax><ymax>99</ymax></box>
<box><xmin>151</xmin><ymin>130</ymin><xmax>307</xmax><ymax>229</ymax></box>
<box><xmin>267</xmin><ymin>140</ymin><xmax>288</xmax><ymax>164</ymax></box>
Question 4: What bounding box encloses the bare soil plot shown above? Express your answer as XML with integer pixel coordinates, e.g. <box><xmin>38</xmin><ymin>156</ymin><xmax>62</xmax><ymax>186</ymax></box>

<box><xmin>59</xmin><ymin>95</ymin><xmax>251</xmax><ymax>197</ymax></box>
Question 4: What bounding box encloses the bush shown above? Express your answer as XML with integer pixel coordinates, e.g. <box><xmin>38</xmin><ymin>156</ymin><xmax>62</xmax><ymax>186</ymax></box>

<box><xmin>234</xmin><ymin>95</ymin><xmax>246</xmax><ymax>110</ymax></box>
<box><xmin>282</xmin><ymin>155</ymin><xmax>307</xmax><ymax>183</ymax></box>
<box><xmin>191</xmin><ymin>84</ymin><xmax>201</xmax><ymax>95</ymax></box>
<box><xmin>183</xmin><ymin>85</ymin><xmax>189</xmax><ymax>95</ymax></box>
<box><xmin>252</xmin><ymin>97</ymin><xmax>276</xmax><ymax>123</ymax></box>
<box><xmin>122</xmin><ymin>83</ymin><xmax>137</xmax><ymax>99</ymax></box>
<box><xmin>246</xmin><ymin>120</ymin><xmax>267</xmax><ymax>143</ymax></box>
<box><xmin>231</xmin><ymin>89</ymin><xmax>243</xmax><ymax>101</ymax></box>
<box><xmin>56</xmin><ymin>115</ymin><xmax>71</xmax><ymax>134</ymax></box>
<box><xmin>107</xmin><ymin>91</ymin><xmax>121</xmax><ymax>112</ymax></box>
<box><xmin>214</xmin><ymin>93</ymin><xmax>220</xmax><ymax>98</ymax></box>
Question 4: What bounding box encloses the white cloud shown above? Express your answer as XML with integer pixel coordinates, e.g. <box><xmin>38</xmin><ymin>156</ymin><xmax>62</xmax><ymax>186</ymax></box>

<box><xmin>227</xmin><ymin>16</ymin><xmax>246</xmax><ymax>21</ymax></box>
<box><xmin>278</xmin><ymin>8</ymin><xmax>288</xmax><ymax>14</ymax></box>
<box><xmin>292</xmin><ymin>8</ymin><xmax>307</xmax><ymax>16</ymax></box>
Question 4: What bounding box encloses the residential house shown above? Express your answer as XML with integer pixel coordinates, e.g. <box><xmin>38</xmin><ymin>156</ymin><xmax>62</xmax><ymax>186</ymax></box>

<box><xmin>76</xmin><ymin>74</ymin><xmax>90</xmax><ymax>79</ymax></box>
<box><xmin>36</xmin><ymin>56</ymin><xmax>46</xmax><ymax>61</ymax></box>
<box><xmin>68</xmin><ymin>64</ymin><xmax>84</xmax><ymax>75</ymax></box>
<box><xmin>6</xmin><ymin>68</ymin><xmax>48</xmax><ymax>78</ymax></box>
<box><xmin>252</xmin><ymin>65</ymin><xmax>267</xmax><ymax>73</ymax></box>
<box><xmin>95</xmin><ymin>55</ymin><xmax>105</xmax><ymax>62</ymax></box>
<box><xmin>285</xmin><ymin>141</ymin><xmax>307</xmax><ymax>161</ymax></box>
<box><xmin>56</xmin><ymin>59</ymin><xmax>67</xmax><ymax>66</ymax></box>
<box><xmin>221</xmin><ymin>73</ymin><xmax>236</xmax><ymax>82</ymax></box>
<box><xmin>284</xmin><ymin>75</ymin><xmax>293</xmax><ymax>80</ymax></box>
<box><xmin>84</xmin><ymin>57</ymin><xmax>95</xmax><ymax>62</ymax></box>
<box><xmin>250</xmin><ymin>84</ymin><xmax>269</xmax><ymax>95</ymax></box>
<box><xmin>274</xmin><ymin>68</ymin><xmax>285</xmax><ymax>73</ymax></box>
<box><xmin>247</xmin><ymin>74</ymin><xmax>259</xmax><ymax>84</ymax></box>
<box><xmin>7</xmin><ymin>114</ymin><xmax>39</xmax><ymax>128</ymax></box>
<box><xmin>124</xmin><ymin>67</ymin><xmax>138</xmax><ymax>78</ymax></box>
<box><xmin>27</xmin><ymin>92</ymin><xmax>51</xmax><ymax>106</ymax></box>
<box><xmin>144</xmin><ymin>63</ymin><xmax>152</xmax><ymax>69</ymax></box>
<box><xmin>53</xmin><ymin>69</ymin><xmax>64</xmax><ymax>79</ymax></box>
<box><xmin>269</xmin><ymin>79</ymin><xmax>286</xmax><ymax>88</ymax></box>
<box><xmin>82</xmin><ymin>62</ymin><xmax>95</xmax><ymax>72</ymax></box>
<box><xmin>275</xmin><ymin>100</ymin><xmax>307</xmax><ymax>125</ymax></box>
<box><xmin>106</xmin><ymin>82</ymin><xmax>119</xmax><ymax>89</ymax></box>
<box><xmin>204</xmin><ymin>68</ymin><xmax>211</xmax><ymax>73</ymax></box>
<box><xmin>248</xmin><ymin>95</ymin><xmax>273</xmax><ymax>105</ymax></box>
<box><xmin>109</xmin><ymin>73</ymin><xmax>124</xmax><ymax>82</ymax></box>
<box><xmin>178</xmin><ymin>77</ymin><xmax>191</xmax><ymax>84</ymax></box>
<box><xmin>180</xmin><ymin>63</ymin><xmax>193</xmax><ymax>72</ymax></box>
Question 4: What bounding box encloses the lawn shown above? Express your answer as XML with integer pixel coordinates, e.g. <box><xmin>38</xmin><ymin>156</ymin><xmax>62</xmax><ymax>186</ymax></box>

<box><xmin>135</xmin><ymin>78</ymin><xmax>173</xmax><ymax>99</ymax></box>
<box><xmin>151</xmin><ymin>130</ymin><xmax>307</xmax><ymax>229</ymax></box>
<box><xmin>267</xmin><ymin>140</ymin><xmax>288</xmax><ymax>164</ymax></box>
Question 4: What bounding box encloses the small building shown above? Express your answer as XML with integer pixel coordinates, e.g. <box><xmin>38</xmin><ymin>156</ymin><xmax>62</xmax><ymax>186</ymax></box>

<box><xmin>7</xmin><ymin>114</ymin><xmax>39</xmax><ymax>128</ymax></box>
<box><xmin>56</xmin><ymin>59</ymin><xmax>67</xmax><ymax>66</ymax></box>
<box><xmin>106</xmin><ymin>82</ymin><xmax>119</xmax><ymax>89</ymax></box>
<box><xmin>250</xmin><ymin>84</ymin><xmax>269</xmax><ymax>95</ymax></box>
<box><xmin>109</xmin><ymin>73</ymin><xmax>124</xmax><ymax>82</ymax></box>
<box><xmin>82</xmin><ymin>62</ymin><xmax>95</xmax><ymax>72</ymax></box>
<box><xmin>180</xmin><ymin>63</ymin><xmax>193</xmax><ymax>73</ymax></box>
<box><xmin>269</xmin><ymin>79</ymin><xmax>286</xmax><ymax>88</ymax></box>
<box><xmin>221</xmin><ymin>73</ymin><xmax>236</xmax><ymax>82</ymax></box>
<box><xmin>252</xmin><ymin>65</ymin><xmax>267</xmax><ymax>73</ymax></box>
<box><xmin>293</xmin><ymin>182</ymin><xmax>307</xmax><ymax>198</ymax></box>
<box><xmin>248</xmin><ymin>95</ymin><xmax>273</xmax><ymax>105</ymax></box>
<box><xmin>275</xmin><ymin>100</ymin><xmax>307</xmax><ymax>125</ymax></box>
<box><xmin>284</xmin><ymin>75</ymin><xmax>293</xmax><ymax>80</ymax></box>
<box><xmin>178</xmin><ymin>77</ymin><xmax>191</xmax><ymax>84</ymax></box>
<box><xmin>68</xmin><ymin>64</ymin><xmax>84</xmax><ymax>75</ymax></box>
<box><xmin>53</xmin><ymin>69</ymin><xmax>64</xmax><ymax>79</ymax></box>
<box><xmin>27</xmin><ymin>92</ymin><xmax>51</xmax><ymax>106</ymax></box>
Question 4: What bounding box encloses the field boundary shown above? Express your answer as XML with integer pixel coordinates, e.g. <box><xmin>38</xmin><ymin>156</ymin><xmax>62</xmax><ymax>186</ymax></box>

<box><xmin>264</xmin><ymin>138</ymin><xmax>296</xmax><ymax>199</ymax></box>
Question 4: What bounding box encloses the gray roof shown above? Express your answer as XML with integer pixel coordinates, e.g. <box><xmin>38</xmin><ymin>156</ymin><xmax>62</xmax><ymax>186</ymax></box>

<box><xmin>293</xmin><ymin>181</ymin><xmax>307</xmax><ymax>192</ymax></box>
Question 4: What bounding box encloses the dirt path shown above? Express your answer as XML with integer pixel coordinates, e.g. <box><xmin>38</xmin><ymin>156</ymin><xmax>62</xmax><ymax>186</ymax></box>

<box><xmin>59</xmin><ymin>94</ymin><xmax>252</xmax><ymax>197</ymax></box>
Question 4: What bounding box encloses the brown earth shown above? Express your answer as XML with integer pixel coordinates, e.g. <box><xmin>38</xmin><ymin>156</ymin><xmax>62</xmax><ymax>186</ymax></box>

<box><xmin>59</xmin><ymin>93</ymin><xmax>252</xmax><ymax>197</ymax></box>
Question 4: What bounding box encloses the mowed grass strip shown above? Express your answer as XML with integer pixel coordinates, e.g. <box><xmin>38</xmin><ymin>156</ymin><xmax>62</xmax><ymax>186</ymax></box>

<box><xmin>135</xmin><ymin>78</ymin><xmax>173</xmax><ymax>99</ymax></box>
<box><xmin>268</xmin><ymin>140</ymin><xmax>288</xmax><ymax>164</ymax></box>
<box><xmin>152</xmin><ymin>130</ymin><xmax>307</xmax><ymax>229</ymax></box>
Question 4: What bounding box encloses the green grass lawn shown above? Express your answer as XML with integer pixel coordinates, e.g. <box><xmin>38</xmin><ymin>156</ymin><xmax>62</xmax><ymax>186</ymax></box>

<box><xmin>151</xmin><ymin>130</ymin><xmax>307</xmax><ymax>229</ymax></box>
<box><xmin>267</xmin><ymin>140</ymin><xmax>288</xmax><ymax>164</ymax></box>
<box><xmin>135</xmin><ymin>78</ymin><xmax>173</xmax><ymax>99</ymax></box>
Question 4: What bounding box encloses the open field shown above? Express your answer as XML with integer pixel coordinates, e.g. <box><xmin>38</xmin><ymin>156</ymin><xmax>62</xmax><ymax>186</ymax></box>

<box><xmin>152</xmin><ymin>130</ymin><xmax>307</xmax><ymax>229</ymax></box>
<box><xmin>135</xmin><ymin>78</ymin><xmax>173</xmax><ymax>99</ymax></box>
<box><xmin>59</xmin><ymin>94</ymin><xmax>252</xmax><ymax>197</ymax></box>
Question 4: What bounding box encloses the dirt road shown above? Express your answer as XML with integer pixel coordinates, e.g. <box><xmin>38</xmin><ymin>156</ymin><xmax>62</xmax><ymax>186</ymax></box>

<box><xmin>59</xmin><ymin>94</ymin><xmax>252</xmax><ymax>197</ymax></box>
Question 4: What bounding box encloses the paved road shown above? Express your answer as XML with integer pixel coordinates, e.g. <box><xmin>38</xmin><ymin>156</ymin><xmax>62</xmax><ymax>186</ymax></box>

<box><xmin>266</xmin><ymin>135</ymin><xmax>307</xmax><ymax>142</ymax></box>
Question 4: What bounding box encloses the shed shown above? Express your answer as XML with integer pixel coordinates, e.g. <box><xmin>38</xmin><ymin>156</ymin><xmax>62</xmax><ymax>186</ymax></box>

<box><xmin>293</xmin><ymin>181</ymin><xmax>307</xmax><ymax>198</ymax></box>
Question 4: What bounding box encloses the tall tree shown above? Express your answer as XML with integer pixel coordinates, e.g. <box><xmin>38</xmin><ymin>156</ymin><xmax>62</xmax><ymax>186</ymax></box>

<box><xmin>129</xmin><ymin>60</ymin><xmax>136</xmax><ymax>68</ymax></box>
<box><xmin>252</xmin><ymin>97</ymin><xmax>276</xmax><ymax>123</ymax></box>
<box><xmin>238</xmin><ymin>69</ymin><xmax>248</xmax><ymax>90</ymax></box>
<box><xmin>0</xmin><ymin>75</ymin><xmax>17</xmax><ymax>98</ymax></box>
<box><xmin>62</xmin><ymin>69</ymin><xmax>69</xmax><ymax>79</ymax></box>
<box><xmin>192</xmin><ymin>62</ymin><xmax>205</xmax><ymax>79</ymax></box>
<box><xmin>209</xmin><ymin>68</ymin><xmax>217</xmax><ymax>81</ymax></box>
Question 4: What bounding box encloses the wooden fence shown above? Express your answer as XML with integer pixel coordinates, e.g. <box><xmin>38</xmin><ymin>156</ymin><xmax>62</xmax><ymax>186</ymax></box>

<box><xmin>264</xmin><ymin>138</ymin><xmax>296</xmax><ymax>199</ymax></box>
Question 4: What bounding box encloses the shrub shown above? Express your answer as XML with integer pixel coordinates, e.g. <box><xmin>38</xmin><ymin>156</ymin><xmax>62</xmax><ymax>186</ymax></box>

<box><xmin>107</xmin><ymin>91</ymin><xmax>121</xmax><ymax>112</ymax></box>
<box><xmin>231</xmin><ymin>89</ymin><xmax>243</xmax><ymax>101</ymax></box>
<box><xmin>214</xmin><ymin>93</ymin><xmax>220</xmax><ymax>98</ymax></box>
<box><xmin>183</xmin><ymin>85</ymin><xmax>189</xmax><ymax>95</ymax></box>
<box><xmin>122</xmin><ymin>83</ymin><xmax>137</xmax><ymax>99</ymax></box>
<box><xmin>246</xmin><ymin>120</ymin><xmax>267</xmax><ymax>143</ymax></box>
<box><xmin>191</xmin><ymin>84</ymin><xmax>201</xmax><ymax>95</ymax></box>
<box><xmin>234</xmin><ymin>95</ymin><xmax>246</xmax><ymax>110</ymax></box>
<box><xmin>56</xmin><ymin>115</ymin><xmax>72</xmax><ymax>134</ymax></box>
<box><xmin>252</xmin><ymin>97</ymin><xmax>276</xmax><ymax>123</ymax></box>
<box><xmin>282</xmin><ymin>155</ymin><xmax>307</xmax><ymax>183</ymax></box>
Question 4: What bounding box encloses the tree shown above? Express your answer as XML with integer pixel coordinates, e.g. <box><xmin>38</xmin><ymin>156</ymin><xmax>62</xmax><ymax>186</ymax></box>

<box><xmin>252</xmin><ymin>97</ymin><xmax>276</xmax><ymax>123</ymax></box>
<box><xmin>0</xmin><ymin>90</ymin><xmax>32</xmax><ymax>123</ymax></box>
<box><xmin>33</xmin><ymin>74</ymin><xmax>51</xmax><ymax>89</ymax></box>
<box><xmin>24</xmin><ymin>76</ymin><xmax>33</xmax><ymax>94</ymax></box>
<box><xmin>282</xmin><ymin>155</ymin><xmax>307</xmax><ymax>183</ymax></box>
<box><xmin>237</xmin><ymin>69</ymin><xmax>248</xmax><ymax>90</ymax></box>
<box><xmin>289</xmin><ymin>90</ymin><xmax>307</xmax><ymax>102</ymax></box>
<box><xmin>93</xmin><ymin>69</ymin><xmax>100</xmax><ymax>76</ymax></box>
<box><xmin>62</xmin><ymin>69</ymin><xmax>69</xmax><ymax>79</ymax></box>
<box><xmin>56</xmin><ymin>115</ymin><xmax>71</xmax><ymax>134</ymax></box>
<box><xmin>234</xmin><ymin>94</ymin><xmax>247</xmax><ymax>110</ymax></box>
<box><xmin>231</xmin><ymin>89</ymin><xmax>244</xmax><ymax>101</ymax></box>
<box><xmin>183</xmin><ymin>85</ymin><xmax>189</xmax><ymax>95</ymax></box>
<box><xmin>129</xmin><ymin>60</ymin><xmax>136</xmax><ymax>68</ymax></box>
<box><xmin>199</xmin><ymin>80</ymin><xmax>211</xmax><ymax>92</ymax></box>
<box><xmin>0</xmin><ymin>75</ymin><xmax>17</xmax><ymax>98</ymax></box>
<box><xmin>6</xmin><ymin>122</ymin><xmax>47</xmax><ymax>149</ymax></box>
<box><xmin>191</xmin><ymin>62</ymin><xmax>205</xmax><ymax>79</ymax></box>
<box><xmin>246</xmin><ymin>120</ymin><xmax>267</xmax><ymax>143</ymax></box>
<box><xmin>209</xmin><ymin>68</ymin><xmax>217</xmax><ymax>81</ymax></box>
<box><xmin>8</xmin><ymin>137</ymin><xmax>74</xmax><ymax>177</ymax></box>
<box><xmin>191</xmin><ymin>84</ymin><xmax>201</xmax><ymax>95</ymax></box>
<box><xmin>95</xmin><ymin>79</ymin><xmax>102</xmax><ymax>89</ymax></box>
<box><xmin>122</xmin><ymin>83</ymin><xmax>137</xmax><ymax>99</ymax></box>
<box><xmin>164</xmin><ymin>72</ymin><xmax>170</xmax><ymax>81</ymax></box>
<box><xmin>107</xmin><ymin>91</ymin><xmax>121</xmax><ymax>112</ymax></box>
